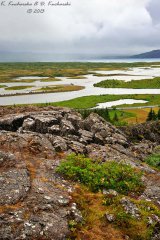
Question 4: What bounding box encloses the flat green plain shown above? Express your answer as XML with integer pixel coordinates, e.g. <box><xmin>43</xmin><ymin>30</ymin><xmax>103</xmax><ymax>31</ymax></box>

<box><xmin>50</xmin><ymin>94</ymin><xmax>160</xmax><ymax>109</ymax></box>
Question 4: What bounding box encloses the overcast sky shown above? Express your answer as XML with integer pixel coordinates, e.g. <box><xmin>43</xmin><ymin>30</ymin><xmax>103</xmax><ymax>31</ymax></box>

<box><xmin>0</xmin><ymin>0</ymin><xmax>160</xmax><ymax>56</ymax></box>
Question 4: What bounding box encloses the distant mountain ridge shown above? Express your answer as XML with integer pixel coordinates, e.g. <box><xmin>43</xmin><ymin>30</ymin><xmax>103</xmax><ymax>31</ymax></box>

<box><xmin>131</xmin><ymin>49</ymin><xmax>160</xmax><ymax>58</ymax></box>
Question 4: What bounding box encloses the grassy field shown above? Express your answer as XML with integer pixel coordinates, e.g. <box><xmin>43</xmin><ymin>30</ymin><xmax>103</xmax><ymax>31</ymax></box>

<box><xmin>46</xmin><ymin>94</ymin><xmax>160</xmax><ymax>124</ymax></box>
<box><xmin>0</xmin><ymin>62</ymin><xmax>160</xmax><ymax>83</ymax></box>
<box><xmin>93</xmin><ymin>73</ymin><xmax>134</xmax><ymax>77</ymax></box>
<box><xmin>50</xmin><ymin>94</ymin><xmax>160</xmax><ymax>109</ymax></box>
<box><xmin>123</xmin><ymin>107</ymin><xmax>160</xmax><ymax>124</ymax></box>
<box><xmin>38</xmin><ymin>77</ymin><xmax>61</xmax><ymax>82</ymax></box>
<box><xmin>5</xmin><ymin>85</ymin><xmax>34</xmax><ymax>91</ymax></box>
<box><xmin>67</xmin><ymin>76</ymin><xmax>87</xmax><ymax>79</ymax></box>
<box><xmin>94</xmin><ymin>77</ymin><xmax>160</xmax><ymax>89</ymax></box>
<box><xmin>36</xmin><ymin>85</ymin><xmax>84</xmax><ymax>93</ymax></box>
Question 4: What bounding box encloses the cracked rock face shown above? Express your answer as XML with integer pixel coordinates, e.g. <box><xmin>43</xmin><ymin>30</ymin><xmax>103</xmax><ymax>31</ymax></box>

<box><xmin>0</xmin><ymin>150</ymin><xmax>72</xmax><ymax>240</ymax></box>
<box><xmin>0</xmin><ymin>169</ymin><xmax>30</xmax><ymax>205</ymax></box>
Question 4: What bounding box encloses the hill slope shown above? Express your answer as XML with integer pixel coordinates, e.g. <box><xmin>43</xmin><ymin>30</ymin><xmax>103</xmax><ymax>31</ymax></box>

<box><xmin>131</xmin><ymin>49</ymin><xmax>160</xmax><ymax>58</ymax></box>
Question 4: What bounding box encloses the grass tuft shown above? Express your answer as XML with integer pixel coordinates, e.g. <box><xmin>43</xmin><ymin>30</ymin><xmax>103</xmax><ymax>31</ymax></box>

<box><xmin>145</xmin><ymin>153</ymin><xmax>160</xmax><ymax>170</ymax></box>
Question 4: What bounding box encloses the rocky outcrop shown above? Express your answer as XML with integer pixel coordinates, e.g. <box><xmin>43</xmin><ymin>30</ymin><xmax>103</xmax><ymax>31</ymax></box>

<box><xmin>0</xmin><ymin>110</ymin><xmax>132</xmax><ymax>159</ymax></box>
<box><xmin>0</xmin><ymin>107</ymin><xmax>160</xmax><ymax>239</ymax></box>
<box><xmin>121</xmin><ymin>121</ymin><xmax>160</xmax><ymax>143</ymax></box>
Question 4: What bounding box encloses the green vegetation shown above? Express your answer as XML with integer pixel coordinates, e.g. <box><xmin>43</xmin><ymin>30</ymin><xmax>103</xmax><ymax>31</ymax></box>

<box><xmin>25</xmin><ymin>93</ymin><xmax>160</xmax><ymax>125</ymax></box>
<box><xmin>15</xmin><ymin>79</ymin><xmax>37</xmax><ymax>83</ymax></box>
<box><xmin>145</xmin><ymin>153</ymin><xmax>160</xmax><ymax>170</ymax></box>
<box><xmin>1</xmin><ymin>77</ymin><xmax>61</xmax><ymax>84</ymax></box>
<box><xmin>103</xmin><ymin>194</ymin><xmax>160</xmax><ymax>240</ymax></box>
<box><xmin>94</xmin><ymin>77</ymin><xmax>160</xmax><ymax>89</ymax></box>
<box><xmin>93</xmin><ymin>73</ymin><xmax>108</xmax><ymax>77</ymax></box>
<box><xmin>70</xmin><ymin>185</ymin><xmax>160</xmax><ymax>240</ymax></box>
<box><xmin>1</xmin><ymin>62</ymin><xmax>160</xmax><ymax>125</ymax></box>
<box><xmin>58</xmin><ymin>154</ymin><xmax>160</xmax><ymax>240</ymax></box>
<box><xmin>113</xmin><ymin>112</ymin><xmax>119</xmax><ymax>122</ymax></box>
<box><xmin>78</xmin><ymin>108</ymin><xmax>135</xmax><ymax>126</ymax></box>
<box><xmin>5</xmin><ymin>85</ymin><xmax>34</xmax><ymax>91</ymax></box>
<box><xmin>57</xmin><ymin>154</ymin><xmax>144</xmax><ymax>194</ymax></box>
<box><xmin>52</xmin><ymin>95</ymin><xmax>125</xmax><ymax>109</ymax></box>
<box><xmin>146</xmin><ymin>108</ymin><xmax>160</xmax><ymax>121</ymax></box>
<box><xmin>79</xmin><ymin>108</ymin><xmax>110</xmax><ymax>122</ymax></box>
<box><xmin>39</xmin><ymin>77</ymin><xmax>61</xmax><ymax>82</ymax></box>
<box><xmin>36</xmin><ymin>85</ymin><xmax>84</xmax><ymax>93</ymax></box>
<box><xmin>51</xmin><ymin>94</ymin><xmax>160</xmax><ymax>109</ymax></box>
<box><xmin>0</xmin><ymin>61</ymin><xmax>159</xmax><ymax>84</ymax></box>
<box><xmin>67</xmin><ymin>76</ymin><xmax>87</xmax><ymax>79</ymax></box>
<box><xmin>0</xmin><ymin>85</ymin><xmax>6</xmax><ymax>88</ymax></box>
<box><xmin>146</xmin><ymin>108</ymin><xmax>158</xmax><ymax>121</ymax></box>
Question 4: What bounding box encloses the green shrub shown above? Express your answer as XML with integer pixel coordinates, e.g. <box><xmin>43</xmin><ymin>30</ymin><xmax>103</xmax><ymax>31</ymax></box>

<box><xmin>78</xmin><ymin>108</ymin><xmax>111</xmax><ymax>122</ymax></box>
<box><xmin>57</xmin><ymin>154</ymin><xmax>144</xmax><ymax>194</ymax></box>
<box><xmin>145</xmin><ymin>154</ymin><xmax>160</xmax><ymax>170</ymax></box>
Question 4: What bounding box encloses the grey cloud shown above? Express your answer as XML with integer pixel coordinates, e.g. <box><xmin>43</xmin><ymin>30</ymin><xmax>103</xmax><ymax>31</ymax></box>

<box><xmin>0</xmin><ymin>0</ymin><xmax>160</xmax><ymax>57</ymax></box>
<box><xmin>147</xmin><ymin>0</ymin><xmax>160</xmax><ymax>24</ymax></box>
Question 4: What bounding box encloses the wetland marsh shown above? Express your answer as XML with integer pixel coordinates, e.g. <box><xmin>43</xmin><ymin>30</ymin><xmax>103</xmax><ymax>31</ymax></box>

<box><xmin>1</xmin><ymin>62</ymin><xmax>160</xmax><ymax>111</ymax></box>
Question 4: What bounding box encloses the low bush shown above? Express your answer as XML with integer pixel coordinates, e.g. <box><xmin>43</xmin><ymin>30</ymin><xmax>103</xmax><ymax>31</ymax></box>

<box><xmin>57</xmin><ymin>154</ymin><xmax>144</xmax><ymax>194</ymax></box>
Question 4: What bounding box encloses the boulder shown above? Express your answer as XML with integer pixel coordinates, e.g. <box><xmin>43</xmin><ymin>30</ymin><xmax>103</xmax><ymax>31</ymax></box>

<box><xmin>0</xmin><ymin>114</ymin><xmax>25</xmax><ymax>131</ymax></box>
<box><xmin>65</xmin><ymin>112</ymin><xmax>83</xmax><ymax>129</ymax></box>
<box><xmin>47</xmin><ymin>135</ymin><xmax>68</xmax><ymax>152</ymax></box>
<box><xmin>78</xmin><ymin>129</ymin><xmax>94</xmax><ymax>144</ymax></box>
<box><xmin>61</xmin><ymin>119</ymin><xmax>76</xmax><ymax>135</ymax></box>
<box><xmin>22</xmin><ymin>118</ymin><xmax>35</xmax><ymax>131</ymax></box>
<box><xmin>34</xmin><ymin>115</ymin><xmax>59</xmax><ymax>133</ymax></box>
<box><xmin>48</xmin><ymin>125</ymin><xmax>60</xmax><ymax>135</ymax></box>
<box><xmin>84</xmin><ymin>113</ymin><xmax>106</xmax><ymax>131</ymax></box>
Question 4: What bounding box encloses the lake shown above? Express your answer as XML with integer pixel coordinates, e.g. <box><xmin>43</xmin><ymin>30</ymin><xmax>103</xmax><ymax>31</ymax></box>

<box><xmin>1</xmin><ymin>52</ymin><xmax>160</xmax><ymax>63</ymax></box>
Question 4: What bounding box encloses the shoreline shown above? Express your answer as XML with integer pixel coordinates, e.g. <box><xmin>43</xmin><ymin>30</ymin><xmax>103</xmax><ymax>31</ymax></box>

<box><xmin>0</xmin><ymin>86</ymin><xmax>84</xmax><ymax>98</ymax></box>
